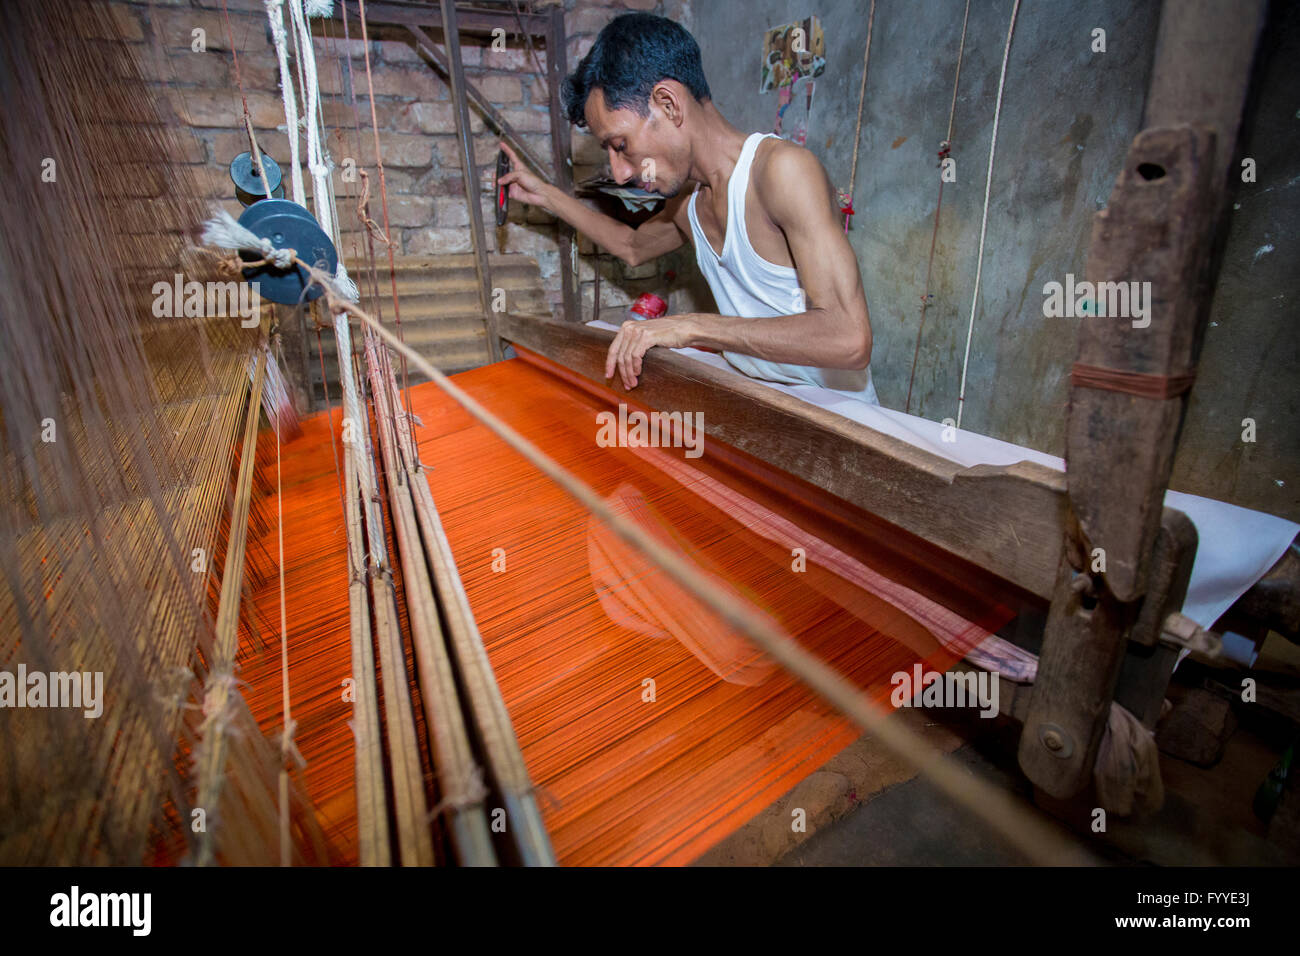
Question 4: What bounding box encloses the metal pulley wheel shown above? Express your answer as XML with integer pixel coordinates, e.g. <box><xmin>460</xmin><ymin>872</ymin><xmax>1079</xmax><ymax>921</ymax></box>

<box><xmin>236</xmin><ymin>199</ymin><xmax>337</xmax><ymax>305</ymax></box>
<box><xmin>230</xmin><ymin>150</ymin><xmax>285</xmax><ymax>205</ymax></box>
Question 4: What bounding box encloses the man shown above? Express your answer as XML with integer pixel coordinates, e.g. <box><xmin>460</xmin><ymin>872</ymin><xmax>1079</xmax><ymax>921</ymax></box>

<box><xmin>499</xmin><ymin>13</ymin><xmax>876</xmax><ymax>402</ymax></box>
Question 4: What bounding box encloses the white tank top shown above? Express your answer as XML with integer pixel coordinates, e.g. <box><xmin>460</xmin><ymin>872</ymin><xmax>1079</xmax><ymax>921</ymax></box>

<box><xmin>686</xmin><ymin>132</ymin><xmax>877</xmax><ymax>403</ymax></box>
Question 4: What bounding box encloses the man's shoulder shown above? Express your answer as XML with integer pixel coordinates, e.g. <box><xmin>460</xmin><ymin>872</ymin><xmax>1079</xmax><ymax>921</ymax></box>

<box><xmin>752</xmin><ymin>137</ymin><xmax>825</xmax><ymax>190</ymax></box>
<box><xmin>751</xmin><ymin>137</ymin><xmax>830</xmax><ymax>224</ymax></box>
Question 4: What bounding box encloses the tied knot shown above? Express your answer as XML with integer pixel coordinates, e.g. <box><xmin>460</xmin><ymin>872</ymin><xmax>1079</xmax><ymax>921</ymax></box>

<box><xmin>257</xmin><ymin>238</ymin><xmax>295</xmax><ymax>270</ymax></box>
<box><xmin>426</xmin><ymin>765</ymin><xmax>491</xmax><ymax>823</ymax></box>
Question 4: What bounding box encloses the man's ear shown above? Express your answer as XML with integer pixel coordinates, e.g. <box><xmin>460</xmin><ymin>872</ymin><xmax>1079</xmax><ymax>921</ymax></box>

<box><xmin>651</xmin><ymin>81</ymin><xmax>686</xmax><ymax>127</ymax></box>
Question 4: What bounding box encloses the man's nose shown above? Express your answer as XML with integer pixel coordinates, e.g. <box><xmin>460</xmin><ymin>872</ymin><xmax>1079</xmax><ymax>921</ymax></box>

<box><xmin>609</xmin><ymin>152</ymin><xmax>636</xmax><ymax>186</ymax></box>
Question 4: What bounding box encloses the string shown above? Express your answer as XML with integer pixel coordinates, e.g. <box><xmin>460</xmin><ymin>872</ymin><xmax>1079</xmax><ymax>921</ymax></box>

<box><xmin>1070</xmin><ymin>363</ymin><xmax>1196</xmax><ymax>399</ymax></box>
<box><xmin>907</xmin><ymin>0</ymin><xmax>970</xmax><ymax>414</ymax></box>
<box><xmin>845</xmin><ymin>0</ymin><xmax>875</xmax><ymax>207</ymax></box>
<box><xmin>265</xmin><ymin>0</ymin><xmax>306</xmax><ymax>205</ymax></box>
<box><xmin>220</xmin><ymin>0</ymin><xmax>273</xmax><ymax>197</ymax></box>
<box><xmin>956</xmin><ymin>0</ymin><xmax>1020</xmax><ymax>428</ymax></box>
<box><xmin>356</xmin><ymin>0</ymin><xmax>420</xmax><ymax>467</ymax></box>
<box><xmin>273</xmin><ymin>335</ymin><xmax>296</xmax><ymax>868</ymax></box>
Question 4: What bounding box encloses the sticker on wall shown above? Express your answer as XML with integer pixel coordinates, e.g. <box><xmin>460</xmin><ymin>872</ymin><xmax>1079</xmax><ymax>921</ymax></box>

<box><xmin>761</xmin><ymin>17</ymin><xmax>823</xmax><ymax>146</ymax></box>
<box><xmin>759</xmin><ymin>16</ymin><xmax>825</xmax><ymax>93</ymax></box>
<box><xmin>773</xmin><ymin>77</ymin><xmax>816</xmax><ymax>145</ymax></box>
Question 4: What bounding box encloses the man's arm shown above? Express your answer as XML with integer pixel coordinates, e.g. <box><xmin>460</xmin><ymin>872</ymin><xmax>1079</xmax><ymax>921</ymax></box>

<box><xmin>498</xmin><ymin>142</ymin><xmax>686</xmax><ymax>267</ymax></box>
<box><xmin>605</xmin><ymin>144</ymin><xmax>872</xmax><ymax>389</ymax></box>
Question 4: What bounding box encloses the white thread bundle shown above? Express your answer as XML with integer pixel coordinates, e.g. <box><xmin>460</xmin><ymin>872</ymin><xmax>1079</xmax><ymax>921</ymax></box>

<box><xmin>201</xmin><ymin>207</ymin><xmax>295</xmax><ymax>269</ymax></box>
<box><xmin>264</xmin><ymin>0</ymin><xmax>306</xmax><ymax>205</ymax></box>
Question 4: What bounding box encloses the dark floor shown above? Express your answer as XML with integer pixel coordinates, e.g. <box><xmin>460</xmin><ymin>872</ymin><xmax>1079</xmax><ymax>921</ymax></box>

<box><xmin>771</xmin><ymin>641</ymin><xmax>1300</xmax><ymax>867</ymax></box>
<box><xmin>778</xmin><ymin>740</ymin><xmax>1088</xmax><ymax>866</ymax></box>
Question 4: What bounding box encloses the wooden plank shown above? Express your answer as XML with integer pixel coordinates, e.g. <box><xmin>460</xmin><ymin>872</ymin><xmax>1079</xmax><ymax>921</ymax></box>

<box><xmin>438</xmin><ymin>3</ymin><xmax>502</xmax><ymax>363</ymax></box>
<box><xmin>405</xmin><ymin>24</ymin><xmax>554</xmax><ymax>183</ymax></box>
<box><xmin>547</xmin><ymin>6</ymin><xmax>578</xmax><ymax>323</ymax></box>
<box><xmin>1020</xmin><ymin>129</ymin><xmax>1217</xmax><ymax>799</ymax></box>
<box><xmin>1143</xmin><ymin>0</ymin><xmax>1266</xmax><ymax>196</ymax></box>
<box><xmin>1230</xmin><ymin>535</ymin><xmax>1300</xmax><ymax>641</ymax></box>
<box><xmin>336</xmin><ymin>1</ymin><xmax>547</xmax><ymax>35</ymax></box>
<box><xmin>496</xmin><ymin>311</ymin><xmax>1070</xmax><ymax>599</ymax></box>
<box><xmin>1066</xmin><ymin>127</ymin><xmax>1217</xmax><ymax>603</ymax></box>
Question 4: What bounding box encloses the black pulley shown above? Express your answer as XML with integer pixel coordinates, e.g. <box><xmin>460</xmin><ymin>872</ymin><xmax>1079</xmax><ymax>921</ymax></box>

<box><xmin>230</xmin><ymin>150</ymin><xmax>285</xmax><ymax>206</ymax></box>
<box><xmin>237</xmin><ymin>199</ymin><xmax>337</xmax><ymax>305</ymax></box>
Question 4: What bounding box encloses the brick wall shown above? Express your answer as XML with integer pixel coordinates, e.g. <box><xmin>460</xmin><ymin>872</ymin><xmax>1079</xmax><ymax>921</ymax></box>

<box><xmin>108</xmin><ymin>0</ymin><xmax>704</xmax><ymax>325</ymax></box>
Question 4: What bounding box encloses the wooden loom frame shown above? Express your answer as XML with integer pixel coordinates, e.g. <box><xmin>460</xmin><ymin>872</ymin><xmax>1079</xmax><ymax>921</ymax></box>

<box><xmin>331</xmin><ymin>1</ymin><xmax>1299</xmax><ymax>810</ymax></box>
<box><xmin>331</xmin><ymin>0</ymin><xmax>578</xmax><ymax>359</ymax></box>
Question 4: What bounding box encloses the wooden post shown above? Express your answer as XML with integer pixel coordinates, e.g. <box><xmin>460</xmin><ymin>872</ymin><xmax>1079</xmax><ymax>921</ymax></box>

<box><xmin>1019</xmin><ymin>1</ymin><xmax>1266</xmax><ymax>798</ymax></box>
<box><xmin>440</xmin><ymin>0</ymin><xmax>502</xmax><ymax>362</ymax></box>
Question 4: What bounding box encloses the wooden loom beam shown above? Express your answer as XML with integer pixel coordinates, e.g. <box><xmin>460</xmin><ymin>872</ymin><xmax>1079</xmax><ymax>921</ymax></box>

<box><xmin>1020</xmin><ymin>0</ymin><xmax>1267</xmax><ymax>798</ymax></box>
<box><xmin>341</xmin><ymin>398</ymin><xmax>391</xmax><ymax>866</ymax></box>
<box><xmin>335</xmin><ymin>1</ymin><xmax>549</xmax><ymax>36</ymax></box>
<box><xmin>364</xmin><ymin>330</ymin><xmax>497</xmax><ymax>865</ymax></box>
<box><xmin>496</xmin><ymin>311</ymin><xmax>1102</xmax><ymax>603</ymax></box>
<box><xmin>379</xmin><ymin>350</ymin><xmax>556</xmax><ymax>866</ymax></box>
<box><xmin>340</xmin><ymin>319</ymin><xmax>433</xmax><ymax>867</ymax></box>
<box><xmin>194</xmin><ymin>349</ymin><xmax>265</xmax><ymax>866</ymax></box>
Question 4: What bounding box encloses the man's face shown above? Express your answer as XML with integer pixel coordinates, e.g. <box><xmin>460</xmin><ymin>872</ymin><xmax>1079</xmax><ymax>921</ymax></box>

<box><xmin>585</xmin><ymin>87</ymin><xmax>689</xmax><ymax>198</ymax></box>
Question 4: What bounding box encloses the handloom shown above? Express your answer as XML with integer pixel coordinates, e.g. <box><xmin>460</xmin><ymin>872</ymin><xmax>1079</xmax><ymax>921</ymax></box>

<box><xmin>1</xmin><ymin>0</ymin><xmax>1295</xmax><ymax>868</ymax></box>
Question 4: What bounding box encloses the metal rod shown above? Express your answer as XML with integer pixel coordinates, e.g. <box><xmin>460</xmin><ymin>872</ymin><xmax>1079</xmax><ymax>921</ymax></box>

<box><xmin>546</xmin><ymin>5</ymin><xmax>578</xmax><ymax>323</ymax></box>
<box><xmin>405</xmin><ymin>24</ymin><xmax>554</xmax><ymax>184</ymax></box>
<box><xmin>437</xmin><ymin>3</ymin><xmax>503</xmax><ymax>362</ymax></box>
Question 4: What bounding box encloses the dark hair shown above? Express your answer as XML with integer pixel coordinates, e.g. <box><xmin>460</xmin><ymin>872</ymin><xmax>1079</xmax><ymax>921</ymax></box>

<box><xmin>562</xmin><ymin>13</ymin><xmax>711</xmax><ymax>128</ymax></box>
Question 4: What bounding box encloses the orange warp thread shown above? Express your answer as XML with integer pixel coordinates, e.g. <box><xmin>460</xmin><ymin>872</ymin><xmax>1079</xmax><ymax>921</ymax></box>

<box><xmin>237</xmin><ymin>355</ymin><xmax>1020</xmax><ymax>866</ymax></box>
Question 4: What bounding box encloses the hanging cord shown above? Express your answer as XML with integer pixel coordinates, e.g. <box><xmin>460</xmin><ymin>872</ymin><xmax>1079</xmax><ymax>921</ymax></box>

<box><xmin>842</xmin><ymin>0</ymin><xmax>876</xmax><ymax>231</ymax></box>
<box><xmin>956</xmin><ymin>0</ymin><xmax>1020</xmax><ymax>428</ymax></box>
<box><xmin>906</xmin><ymin>0</ymin><xmax>970</xmax><ymax>413</ymax></box>
<box><xmin>220</xmin><ymin>0</ymin><xmax>273</xmax><ymax>197</ymax></box>
<box><xmin>271</xmin><ymin>334</ymin><xmax>305</xmax><ymax>866</ymax></box>
<box><xmin>288</xmin><ymin>0</ymin><xmax>358</xmax><ymax>299</ymax></box>
<box><xmin>223</xmin><ymin>0</ymin><xmax>350</xmax><ymax>555</ymax></box>
<box><xmin>357</xmin><ymin>0</ymin><xmax>420</xmax><ymax>468</ymax></box>
<box><xmin>315</xmin><ymin>322</ymin><xmax>351</xmax><ymax>546</ymax></box>
<box><xmin>264</xmin><ymin>0</ymin><xmax>306</xmax><ymax>204</ymax></box>
<box><xmin>338</xmin><ymin>1</ymin><xmax>397</xmax><ymax>476</ymax></box>
<box><xmin>201</xmin><ymin>206</ymin><xmax>1086</xmax><ymax>867</ymax></box>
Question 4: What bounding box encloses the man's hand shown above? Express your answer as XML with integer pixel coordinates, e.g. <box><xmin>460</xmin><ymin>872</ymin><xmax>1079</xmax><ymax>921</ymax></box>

<box><xmin>497</xmin><ymin>142</ymin><xmax>550</xmax><ymax>208</ymax></box>
<box><xmin>605</xmin><ymin>316</ymin><xmax>696</xmax><ymax>390</ymax></box>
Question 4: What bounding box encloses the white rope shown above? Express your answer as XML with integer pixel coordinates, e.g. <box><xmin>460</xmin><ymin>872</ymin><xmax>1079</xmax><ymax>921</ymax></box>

<box><xmin>265</xmin><ymin>0</ymin><xmax>306</xmax><ymax>205</ymax></box>
<box><xmin>202</xmin><ymin>208</ymin><xmax>295</xmax><ymax>268</ymax></box>
<box><xmin>956</xmin><ymin>0</ymin><xmax>1020</xmax><ymax>428</ymax></box>
<box><xmin>333</xmin><ymin>261</ymin><xmax>360</xmax><ymax>302</ymax></box>
<box><xmin>282</xmin><ymin>0</ymin><xmax>363</xmax><ymax>486</ymax></box>
<box><xmin>288</xmin><ymin>0</ymin><xmax>333</xmax><ymax>236</ymax></box>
